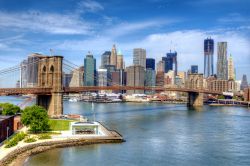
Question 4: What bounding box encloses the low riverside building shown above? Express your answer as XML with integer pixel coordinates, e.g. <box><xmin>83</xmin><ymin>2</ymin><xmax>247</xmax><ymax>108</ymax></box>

<box><xmin>0</xmin><ymin>116</ymin><xmax>14</xmax><ymax>142</ymax></box>
<box><xmin>125</xmin><ymin>94</ymin><xmax>148</xmax><ymax>102</ymax></box>
<box><xmin>70</xmin><ymin>122</ymin><xmax>100</xmax><ymax>135</ymax></box>
<box><xmin>244</xmin><ymin>88</ymin><xmax>250</xmax><ymax>102</ymax></box>
<box><xmin>53</xmin><ymin>121</ymin><xmax>123</xmax><ymax>139</ymax></box>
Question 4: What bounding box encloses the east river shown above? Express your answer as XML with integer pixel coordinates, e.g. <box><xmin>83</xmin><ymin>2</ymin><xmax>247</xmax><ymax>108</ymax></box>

<box><xmin>1</xmin><ymin>97</ymin><xmax>250</xmax><ymax>166</ymax></box>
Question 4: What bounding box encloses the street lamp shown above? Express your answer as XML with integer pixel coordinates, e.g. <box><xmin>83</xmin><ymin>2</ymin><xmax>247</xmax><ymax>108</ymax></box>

<box><xmin>0</xmin><ymin>107</ymin><xmax>3</xmax><ymax>114</ymax></box>
<box><xmin>92</xmin><ymin>102</ymin><xmax>95</xmax><ymax>122</ymax></box>
<box><xmin>6</xmin><ymin>126</ymin><xmax>9</xmax><ymax>140</ymax></box>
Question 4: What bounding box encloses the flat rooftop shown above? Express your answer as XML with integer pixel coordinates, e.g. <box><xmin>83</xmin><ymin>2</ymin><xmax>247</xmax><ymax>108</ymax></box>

<box><xmin>0</xmin><ymin>115</ymin><xmax>13</xmax><ymax>122</ymax></box>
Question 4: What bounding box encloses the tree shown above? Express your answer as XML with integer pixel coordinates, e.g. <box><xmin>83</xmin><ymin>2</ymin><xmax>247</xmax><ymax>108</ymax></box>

<box><xmin>21</xmin><ymin>105</ymin><xmax>50</xmax><ymax>133</ymax></box>
<box><xmin>217</xmin><ymin>95</ymin><xmax>225</xmax><ymax>100</ymax></box>
<box><xmin>0</xmin><ymin>103</ymin><xmax>21</xmax><ymax>115</ymax></box>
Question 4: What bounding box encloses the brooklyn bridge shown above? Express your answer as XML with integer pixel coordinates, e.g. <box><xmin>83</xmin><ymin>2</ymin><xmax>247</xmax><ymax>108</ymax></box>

<box><xmin>0</xmin><ymin>55</ymin><xmax>222</xmax><ymax>117</ymax></box>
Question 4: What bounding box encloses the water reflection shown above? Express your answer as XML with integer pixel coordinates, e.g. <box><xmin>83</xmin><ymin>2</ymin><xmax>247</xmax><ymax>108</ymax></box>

<box><xmin>1</xmin><ymin>97</ymin><xmax>250</xmax><ymax>166</ymax></box>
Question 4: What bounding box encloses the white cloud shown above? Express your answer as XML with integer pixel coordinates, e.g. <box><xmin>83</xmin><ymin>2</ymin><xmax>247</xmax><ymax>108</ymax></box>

<box><xmin>54</xmin><ymin>19</ymin><xmax>176</xmax><ymax>51</ymax></box>
<box><xmin>77</xmin><ymin>0</ymin><xmax>104</xmax><ymax>13</ymax></box>
<box><xmin>188</xmin><ymin>0</ymin><xmax>243</xmax><ymax>6</ymax></box>
<box><xmin>0</xmin><ymin>43</ymin><xmax>8</xmax><ymax>50</ymax></box>
<box><xmin>57</xmin><ymin>37</ymin><xmax>114</xmax><ymax>52</ymax></box>
<box><xmin>0</xmin><ymin>35</ymin><xmax>26</xmax><ymax>51</ymax></box>
<box><xmin>0</xmin><ymin>35</ymin><xmax>29</xmax><ymax>45</ymax></box>
<box><xmin>0</xmin><ymin>10</ymin><xmax>93</xmax><ymax>35</ymax></box>
<box><xmin>120</xmin><ymin>30</ymin><xmax>250</xmax><ymax>77</ymax></box>
<box><xmin>103</xmin><ymin>19</ymin><xmax>175</xmax><ymax>38</ymax></box>
<box><xmin>51</xmin><ymin>28</ymin><xmax>250</xmax><ymax>79</ymax></box>
<box><xmin>218</xmin><ymin>13</ymin><xmax>250</xmax><ymax>23</ymax></box>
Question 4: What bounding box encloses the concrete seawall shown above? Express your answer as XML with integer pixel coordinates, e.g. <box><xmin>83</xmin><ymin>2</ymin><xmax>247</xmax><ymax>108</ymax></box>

<box><xmin>0</xmin><ymin>137</ymin><xmax>124</xmax><ymax>166</ymax></box>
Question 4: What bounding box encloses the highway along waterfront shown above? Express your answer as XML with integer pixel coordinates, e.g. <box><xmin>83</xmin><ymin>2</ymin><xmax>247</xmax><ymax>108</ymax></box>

<box><xmin>1</xmin><ymin>97</ymin><xmax>250</xmax><ymax>166</ymax></box>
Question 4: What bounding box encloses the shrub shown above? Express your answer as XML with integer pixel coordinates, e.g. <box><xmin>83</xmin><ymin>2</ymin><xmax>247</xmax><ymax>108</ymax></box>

<box><xmin>24</xmin><ymin>137</ymin><xmax>37</xmax><ymax>143</ymax></box>
<box><xmin>4</xmin><ymin>132</ymin><xmax>27</xmax><ymax>148</ymax></box>
<box><xmin>4</xmin><ymin>139</ymin><xmax>18</xmax><ymax>148</ymax></box>
<box><xmin>38</xmin><ymin>134</ymin><xmax>52</xmax><ymax>140</ymax></box>
<box><xmin>0</xmin><ymin>103</ymin><xmax>21</xmax><ymax>115</ymax></box>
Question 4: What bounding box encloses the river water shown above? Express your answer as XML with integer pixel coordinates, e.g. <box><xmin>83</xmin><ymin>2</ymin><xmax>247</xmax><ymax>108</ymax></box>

<box><xmin>1</xmin><ymin>97</ymin><xmax>250</xmax><ymax>166</ymax></box>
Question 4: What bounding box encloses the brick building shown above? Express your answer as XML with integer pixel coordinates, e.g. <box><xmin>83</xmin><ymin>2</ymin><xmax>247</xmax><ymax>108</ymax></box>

<box><xmin>0</xmin><ymin>116</ymin><xmax>14</xmax><ymax>142</ymax></box>
<box><xmin>156</xmin><ymin>71</ymin><xmax>164</xmax><ymax>87</ymax></box>
<box><xmin>207</xmin><ymin>79</ymin><xmax>237</xmax><ymax>93</ymax></box>
<box><xmin>244</xmin><ymin>88</ymin><xmax>250</xmax><ymax>102</ymax></box>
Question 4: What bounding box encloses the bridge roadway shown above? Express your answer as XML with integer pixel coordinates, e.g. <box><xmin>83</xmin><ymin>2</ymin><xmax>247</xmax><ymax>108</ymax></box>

<box><xmin>0</xmin><ymin>86</ymin><xmax>223</xmax><ymax>96</ymax></box>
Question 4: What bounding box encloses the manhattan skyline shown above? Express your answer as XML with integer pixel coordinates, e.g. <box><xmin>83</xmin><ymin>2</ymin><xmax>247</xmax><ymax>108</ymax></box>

<box><xmin>0</xmin><ymin>0</ymin><xmax>249</xmax><ymax>80</ymax></box>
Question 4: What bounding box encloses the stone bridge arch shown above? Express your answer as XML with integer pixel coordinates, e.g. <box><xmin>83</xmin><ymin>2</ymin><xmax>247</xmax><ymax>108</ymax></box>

<box><xmin>37</xmin><ymin>56</ymin><xmax>63</xmax><ymax>117</ymax></box>
<box><xmin>187</xmin><ymin>74</ymin><xmax>204</xmax><ymax>106</ymax></box>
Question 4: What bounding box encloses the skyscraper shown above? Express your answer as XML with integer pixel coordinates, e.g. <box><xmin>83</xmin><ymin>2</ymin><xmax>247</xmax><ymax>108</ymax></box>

<box><xmin>204</xmin><ymin>38</ymin><xmax>214</xmax><ymax>77</ymax></box>
<box><xmin>133</xmin><ymin>48</ymin><xmax>146</xmax><ymax>68</ymax></box>
<box><xmin>117</xmin><ymin>50</ymin><xmax>124</xmax><ymax>70</ymax></box>
<box><xmin>156</xmin><ymin>61</ymin><xmax>165</xmax><ymax>73</ymax></box>
<box><xmin>162</xmin><ymin>51</ymin><xmax>177</xmax><ymax>76</ymax></box>
<box><xmin>27</xmin><ymin>53</ymin><xmax>44</xmax><ymax>87</ymax></box>
<box><xmin>241</xmin><ymin>74</ymin><xmax>249</xmax><ymax>90</ymax></box>
<box><xmin>145</xmin><ymin>68</ymin><xmax>156</xmax><ymax>94</ymax></box>
<box><xmin>104</xmin><ymin>64</ymin><xmax>115</xmax><ymax>86</ymax></box>
<box><xmin>97</xmin><ymin>69</ymin><xmax>108</xmax><ymax>93</ymax></box>
<box><xmin>63</xmin><ymin>73</ymin><xmax>73</xmax><ymax>87</ymax></box>
<box><xmin>126</xmin><ymin>65</ymin><xmax>145</xmax><ymax>94</ymax></box>
<box><xmin>146</xmin><ymin>58</ymin><xmax>155</xmax><ymax>70</ymax></box>
<box><xmin>98</xmin><ymin>69</ymin><xmax>108</xmax><ymax>87</ymax></box>
<box><xmin>177</xmin><ymin>71</ymin><xmax>186</xmax><ymax>86</ymax></box>
<box><xmin>191</xmin><ymin>65</ymin><xmax>198</xmax><ymax>74</ymax></box>
<box><xmin>164</xmin><ymin>70</ymin><xmax>175</xmax><ymax>86</ymax></box>
<box><xmin>111</xmin><ymin>69</ymin><xmax>126</xmax><ymax>93</ymax></box>
<box><xmin>156</xmin><ymin>71</ymin><xmax>164</xmax><ymax>86</ymax></box>
<box><xmin>69</xmin><ymin>67</ymin><xmax>83</xmax><ymax>87</ymax></box>
<box><xmin>84</xmin><ymin>52</ymin><xmax>96</xmax><ymax>86</ymax></box>
<box><xmin>101</xmin><ymin>51</ymin><xmax>111</xmax><ymax>69</ymax></box>
<box><xmin>228</xmin><ymin>54</ymin><xmax>235</xmax><ymax>80</ymax></box>
<box><xmin>110</xmin><ymin>44</ymin><xmax>117</xmax><ymax>68</ymax></box>
<box><xmin>217</xmin><ymin>42</ymin><xmax>228</xmax><ymax>80</ymax></box>
<box><xmin>20</xmin><ymin>60</ymin><xmax>28</xmax><ymax>88</ymax></box>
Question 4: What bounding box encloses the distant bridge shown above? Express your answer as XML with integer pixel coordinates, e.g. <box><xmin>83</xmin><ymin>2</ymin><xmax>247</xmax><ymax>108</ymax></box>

<box><xmin>0</xmin><ymin>55</ymin><xmax>222</xmax><ymax>117</ymax></box>
<box><xmin>0</xmin><ymin>86</ymin><xmax>222</xmax><ymax>95</ymax></box>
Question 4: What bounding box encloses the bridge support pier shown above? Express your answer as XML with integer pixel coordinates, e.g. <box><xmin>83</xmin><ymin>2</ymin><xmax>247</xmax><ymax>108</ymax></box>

<box><xmin>36</xmin><ymin>95</ymin><xmax>51</xmax><ymax>112</ymax></box>
<box><xmin>188</xmin><ymin>92</ymin><xmax>203</xmax><ymax>107</ymax></box>
<box><xmin>36</xmin><ymin>93</ymin><xmax>63</xmax><ymax>117</ymax></box>
<box><xmin>37</xmin><ymin>55</ymin><xmax>64</xmax><ymax>117</ymax></box>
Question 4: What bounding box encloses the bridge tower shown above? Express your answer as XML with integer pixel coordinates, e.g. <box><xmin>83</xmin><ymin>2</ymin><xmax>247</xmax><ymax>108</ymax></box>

<box><xmin>187</xmin><ymin>74</ymin><xmax>204</xmax><ymax>106</ymax></box>
<box><xmin>36</xmin><ymin>56</ymin><xmax>63</xmax><ymax>117</ymax></box>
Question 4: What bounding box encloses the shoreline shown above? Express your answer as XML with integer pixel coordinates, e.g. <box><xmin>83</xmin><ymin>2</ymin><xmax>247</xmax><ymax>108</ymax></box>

<box><xmin>0</xmin><ymin>122</ymin><xmax>124</xmax><ymax>166</ymax></box>
<box><xmin>0</xmin><ymin>137</ymin><xmax>124</xmax><ymax>166</ymax></box>
<box><xmin>209</xmin><ymin>103</ymin><xmax>250</xmax><ymax>107</ymax></box>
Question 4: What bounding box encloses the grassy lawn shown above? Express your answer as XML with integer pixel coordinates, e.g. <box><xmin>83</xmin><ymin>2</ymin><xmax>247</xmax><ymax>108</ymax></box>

<box><xmin>49</xmin><ymin>119</ymin><xmax>75</xmax><ymax>131</ymax></box>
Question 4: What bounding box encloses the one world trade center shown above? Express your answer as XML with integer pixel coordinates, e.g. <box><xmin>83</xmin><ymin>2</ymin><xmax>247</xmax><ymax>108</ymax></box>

<box><xmin>204</xmin><ymin>38</ymin><xmax>214</xmax><ymax>77</ymax></box>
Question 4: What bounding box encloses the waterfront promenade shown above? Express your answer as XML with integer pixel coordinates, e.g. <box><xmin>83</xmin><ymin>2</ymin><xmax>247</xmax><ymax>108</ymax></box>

<box><xmin>213</xmin><ymin>99</ymin><xmax>250</xmax><ymax>107</ymax></box>
<box><xmin>0</xmin><ymin>122</ymin><xmax>124</xmax><ymax>166</ymax></box>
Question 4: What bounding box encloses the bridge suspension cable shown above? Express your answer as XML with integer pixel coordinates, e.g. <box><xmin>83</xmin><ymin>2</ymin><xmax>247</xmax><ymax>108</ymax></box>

<box><xmin>0</xmin><ymin>58</ymin><xmax>42</xmax><ymax>76</ymax></box>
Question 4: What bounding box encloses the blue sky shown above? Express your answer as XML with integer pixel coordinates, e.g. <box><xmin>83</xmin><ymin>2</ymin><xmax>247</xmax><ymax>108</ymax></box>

<box><xmin>0</xmin><ymin>0</ymin><xmax>250</xmax><ymax>81</ymax></box>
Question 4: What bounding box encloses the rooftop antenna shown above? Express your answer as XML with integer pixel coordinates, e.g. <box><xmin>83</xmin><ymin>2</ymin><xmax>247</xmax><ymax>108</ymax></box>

<box><xmin>170</xmin><ymin>40</ymin><xmax>173</xmax><ymax>53</ymax></box>
<box><xmin>50</xmin><ymin>49</ymin><xmax>54</xmax><ymax>56</ymax></box>
<box><xmin>174</xmin><ymin>43</ymin><xmax>177</xmax><ymax>52</ymax></box>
